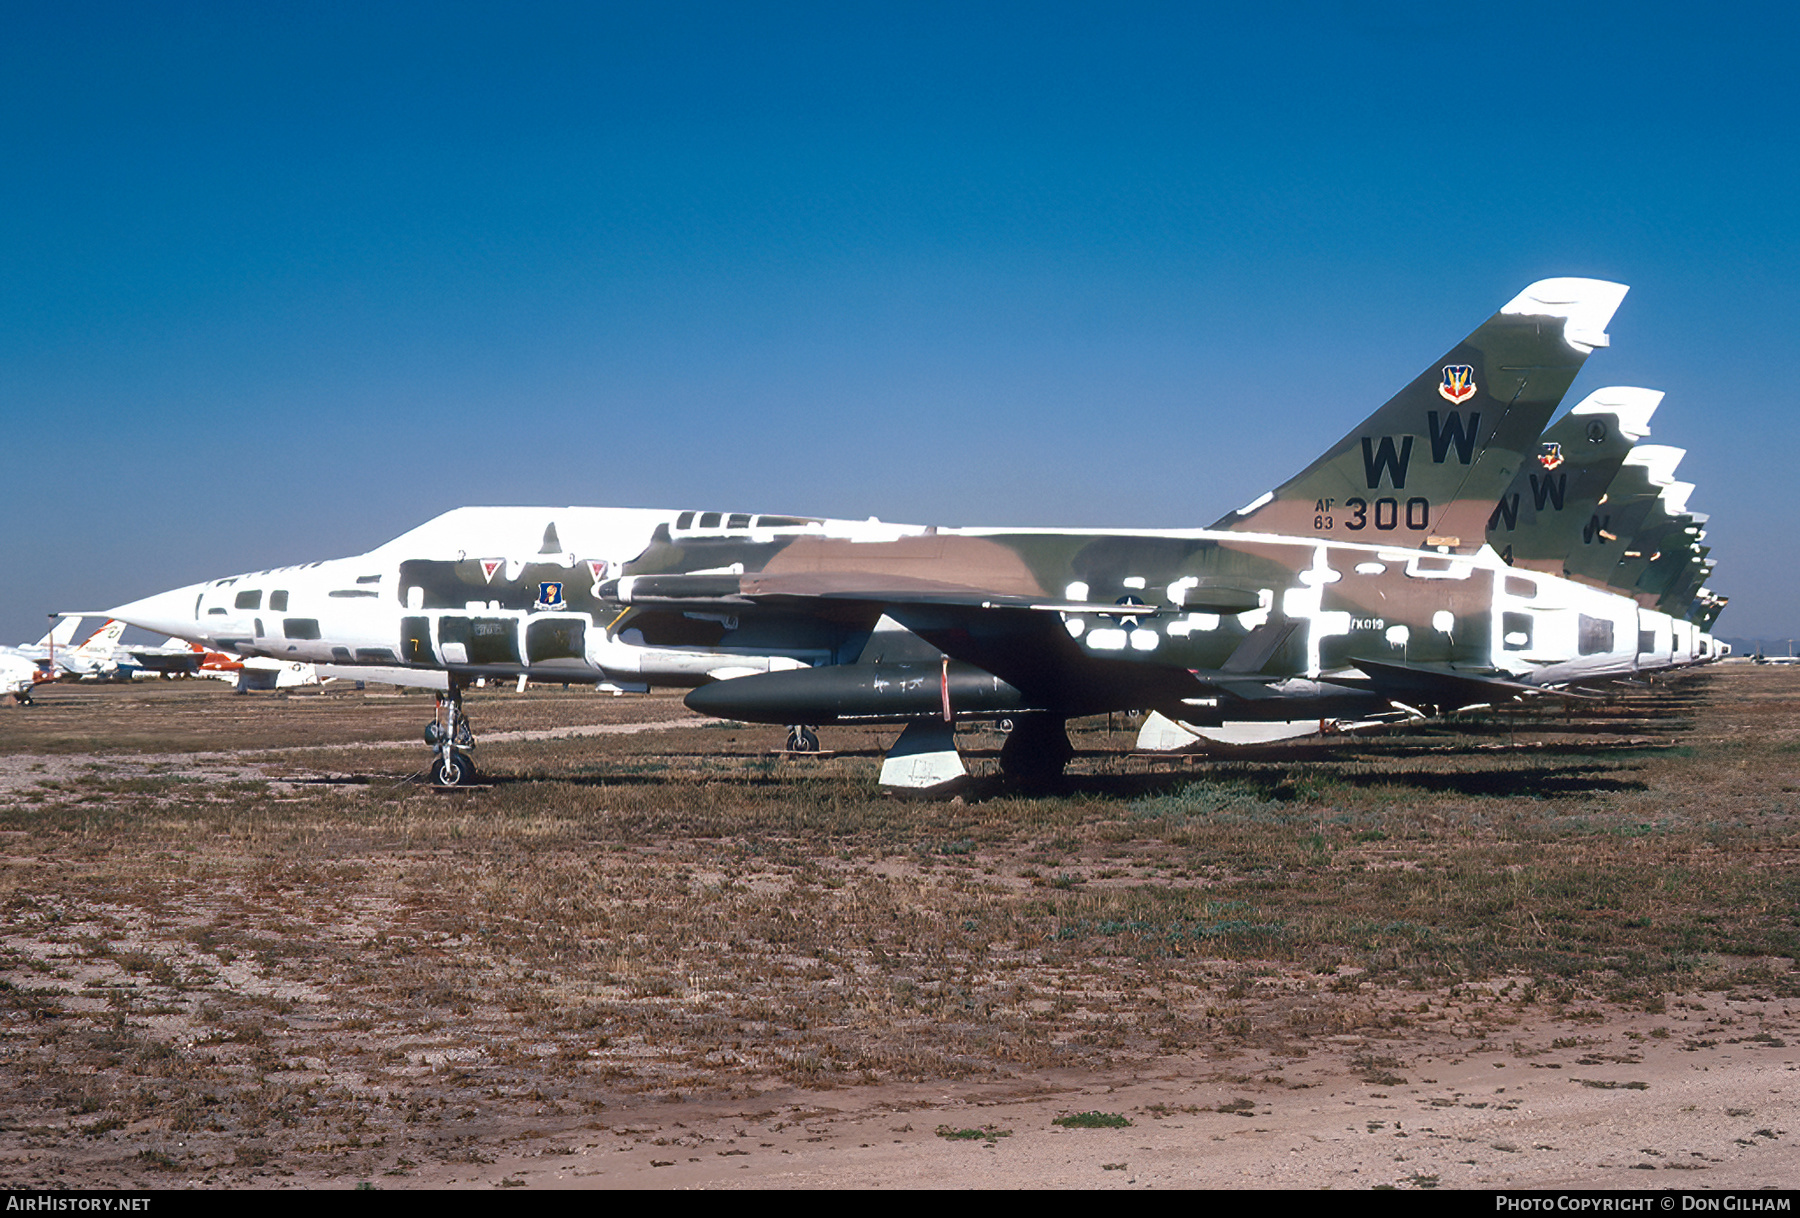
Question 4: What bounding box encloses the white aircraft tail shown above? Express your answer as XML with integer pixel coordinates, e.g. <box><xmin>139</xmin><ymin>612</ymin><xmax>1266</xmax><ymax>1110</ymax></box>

<box><xmin>73</xmin><ymin>619</ymin><xmax>127</xmax><ymax>658</ymax></box>
<box><xmin>33</xmin><ymin>617</ymin><xmax>82</xmax><ymax>649</ymax></box>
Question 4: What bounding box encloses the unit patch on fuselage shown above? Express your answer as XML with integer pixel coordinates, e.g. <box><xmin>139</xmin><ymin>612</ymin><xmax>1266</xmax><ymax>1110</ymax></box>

<box><xmin>1438</xmin><ymin>364</ymin><xmax>1477</xmax><ymax>405</ymax></box>
<box><xmin>536</xmin><ymin>582</ymin><xmax>566</xmax><ymax>611</ymax></box>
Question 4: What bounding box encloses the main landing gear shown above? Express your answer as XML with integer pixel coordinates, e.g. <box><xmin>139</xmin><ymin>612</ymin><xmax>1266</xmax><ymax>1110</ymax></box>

<box><xmin>998</xmin><ymin>714</ymin><xmax>1074</xmax><ymax>790</ymax></box>
<box><xmin>876</xmin><ymin>714</ymin><xmax>1074</xmax><ymax>793</ymax></box>
<box><xmin>425</xmin><ymin>682</ymin><xmax>479</xmax><ymax>787</ymax></box>
<box><xmin>785</xmin><ymin>724</ymin><xmax>820</xmax><ymax>753</ymax></box>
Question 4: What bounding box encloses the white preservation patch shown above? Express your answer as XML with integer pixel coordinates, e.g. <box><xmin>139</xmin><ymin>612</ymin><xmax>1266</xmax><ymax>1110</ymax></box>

<box><xmin>1385</xmin><ymin>625</ymin><xmax>1410</xmax><ymax>648</ymax></box>
<box><xmin>1165</xmin><ymin>613</ymin><xmax>1220</xmax><ymax>638</ymax></box>
<box><xmin>1064</xmin><ymin>617</ymin><xmax>1086</xmax><ymax>638</ymax></box>
<box><xmin>1622</xmin><ymin>444</ymin><xmax>1685</xmax><ymax>486</ymax></box>
<box><xmin>1130</xmin><ymin>629</ymin><xmax>1159</xmax><ymax>652</ymax></box>
<box><xmin>1234</xmin><ymin>490</ymin><xmax>1274</xmax><ymax>517</ymax></box>
<box><xmin>1432</xmin><ymin>610</ymin><xmax>1455</xmax><ymax>635</ymax></box>
<box><xmin>1354</xmin><ymin>562</ymin><xmax>1386</xmax><ymax>576</ymax></box>
<box><xmin>1500</xmin><ymin>278</ymin><xmax>1629</xmax><ymax>354</ymax></box>
<box><xmin>1277</xmin><ymin>546</ymin><xmax>1352</xmax><ymax>677</ymax></box>
<box><xmin>1086</xmin><ymin>627</ymin><xmax>1129</xmax><ymax>651</ymax></box>
<box><xmin>1193</xmin><ymin>720</ymin><xmax>1326</xmax><ymax>745</ymax></box>
<box><xmin>1570</xmin><ymin>386</ymin><xmax>1662</xmax><ymax>441</ymax></box>
<box><xmin>1167</xmin><ymin>576</ymin><xmax>1198</xmax><ymax>606</ymax></box>
<box><xmin>1235</xmin><ymin>589</ymin><xmax>1273</xmax><ymax>630</ymax></box>
<box><xmin>1064</xmin><ymin>581</ymin><xmax>1089</xmax><ymax>602</ymax></box>
<box><xmin>1122</xmin><ymin>576</ymin><xmax>1146</xmax><ymax>589</ymax></box>
<box><xmin>1405</xmin><ymin>557</ymin><xmax>1474</xmax><ymax>580</ymax></box>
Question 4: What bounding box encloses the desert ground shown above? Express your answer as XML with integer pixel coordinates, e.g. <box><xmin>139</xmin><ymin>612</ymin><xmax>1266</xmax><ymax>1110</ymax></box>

<box><xmin>0</xmin><ymin>664</ymin><xmax>1795</xmax><ymax>1190</ymax></box>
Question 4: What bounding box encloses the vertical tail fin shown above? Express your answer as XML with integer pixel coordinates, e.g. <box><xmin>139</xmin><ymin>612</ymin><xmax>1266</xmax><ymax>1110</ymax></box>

<box><xmin>1216</xmin><ymin>278</ymin><xmax>1628</xmax><ymax>552</ymax></box>
<box><xmin>1561</xmin><ymin>445</ymin><xmax>1685</xmax><ymax>586</ymax></box>
<box><xmin>33</xmin><ymin>616</ymin><xmax>81</xmax><ymax>650</ymax></box>
<box><xmin>1484</xmin><ymin>386</ymin><xmax>1661</xmax><ymax>569</ymax></box>
<box><xmin>74</xmin><ymin>619</ymin><xmax>126</xmax><ymax>657</ymax></box>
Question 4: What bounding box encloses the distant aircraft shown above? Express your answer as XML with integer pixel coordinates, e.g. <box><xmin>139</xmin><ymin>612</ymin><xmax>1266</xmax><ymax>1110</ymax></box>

<box><xmin>6</xmin><ymin>616</ymin><xmax>79</xmax><ymax>667</ymax></box>
<box><xmin>190</xmin><ymin>646</ymin><xmax>319</xmax><ymax>692</ymax></box>
<box><xmin>0</xmin><ymin>651</ymin><xmax>49</xmax><ymax>704</ymax></box>
<box><xmin>48</xmin><ymin>619</ymin><xmax>130</xmax><ymax>679</ymax></box>
<box><xmin>126</xmin><ymin>636</ymin><xmax>207</xmax><ymax>676</ymax></box>
<box><xmin>106</xmin><ymin>279</ymin><xmax>1725</xmax><ymax>787</ymax></box>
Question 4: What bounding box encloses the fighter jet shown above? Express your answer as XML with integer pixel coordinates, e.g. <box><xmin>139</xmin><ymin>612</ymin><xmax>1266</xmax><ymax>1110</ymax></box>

<box><xmin>106</xmin><ymin>278</ymin><xmax>1720</xmax><ymax>787</ymax></box>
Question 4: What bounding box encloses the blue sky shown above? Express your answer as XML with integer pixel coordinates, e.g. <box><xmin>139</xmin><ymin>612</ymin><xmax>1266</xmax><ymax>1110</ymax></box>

<box><xmin>4</xmin><ymin>2</ymin><xmax>1796</xmax><ymax>643</ymax></box>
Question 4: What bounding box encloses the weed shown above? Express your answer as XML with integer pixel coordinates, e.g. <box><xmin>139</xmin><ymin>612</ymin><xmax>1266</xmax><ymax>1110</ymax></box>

<box><xmin>1053</xmin><ymin>1111</ymin><xmax>1131</xmax><ymax>1128</ymax></box>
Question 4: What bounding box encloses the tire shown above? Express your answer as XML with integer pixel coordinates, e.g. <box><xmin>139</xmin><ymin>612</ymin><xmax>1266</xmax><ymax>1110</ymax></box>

<box><xmin>431</xmin><ymin>752</ymin><xmax>476</xmax><ymax>787</ymax></box>
<box><xmin>787</xmin><ymin>726</ymin><xmax>820</xmax><ymax>753</ymax></box>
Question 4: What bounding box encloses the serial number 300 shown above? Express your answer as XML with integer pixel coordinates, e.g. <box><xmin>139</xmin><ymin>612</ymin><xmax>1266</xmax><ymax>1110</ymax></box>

<box><xmin>1314</xmin><ymin>497</ymin><xmax>1431</xmax><ymax>532</ymax></box>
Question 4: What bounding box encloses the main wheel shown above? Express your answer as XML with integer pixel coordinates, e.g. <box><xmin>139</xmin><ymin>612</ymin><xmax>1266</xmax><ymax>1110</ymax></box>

<box><xmin>786</xmin><ymin>725</ymin><xmax>820</xmax><ymax>753</ymax></box>
<box><xmin>999</xmin><ymin>715</ymin><xmax>1074</xmax><ymax>787</ymax></box>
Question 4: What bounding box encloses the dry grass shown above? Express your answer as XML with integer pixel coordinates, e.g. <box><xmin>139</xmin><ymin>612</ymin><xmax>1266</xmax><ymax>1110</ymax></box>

<box><xmin>0</xmin><ymin>666</ymin><xmax>1795</xmax><ymax>1186</ymax></box>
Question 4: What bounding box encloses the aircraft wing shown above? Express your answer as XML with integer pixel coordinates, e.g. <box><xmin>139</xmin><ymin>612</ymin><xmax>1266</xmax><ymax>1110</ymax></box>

<box><xmin>603</xmin><ymin>572</ymin><xmax>1264</xmax><ymax>616</ymax></box>
<box><xmin>606</xmin><ymin>572</ymin><xmax>1281</xmax><ymax>716</ymax></box>
<box><xmin>127</xmin><ymin>644</ymin><xmax>202</xmax><ymax>674</ymax></box>
<box><xmin>605</xmin><ymin>575</ymin><xmax>1178</xmax><ymax>713</ymax></box>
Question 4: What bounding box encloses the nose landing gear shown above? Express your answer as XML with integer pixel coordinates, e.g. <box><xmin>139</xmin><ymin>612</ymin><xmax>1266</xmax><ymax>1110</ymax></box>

<box><xmin>426</xmin><ymin>682</ymin><xmax>479</xmax><ymax>786</ymax></box>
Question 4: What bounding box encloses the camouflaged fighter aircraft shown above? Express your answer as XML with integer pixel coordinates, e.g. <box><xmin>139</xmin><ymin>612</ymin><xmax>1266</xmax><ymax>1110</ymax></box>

<box><xmin>644</xmin><ymin>279</ymin><xmax>1694</xmax><ymax>783</ymax></box>
<box><xmin>1138</xmin><ymin>383</ymin><xmax>1682</xmax><ymax>752</ymax></box>
<box><xmin>105</xmin><ymin>277</ymin><xmax>1718</xmax><ymax>788</ymax></box>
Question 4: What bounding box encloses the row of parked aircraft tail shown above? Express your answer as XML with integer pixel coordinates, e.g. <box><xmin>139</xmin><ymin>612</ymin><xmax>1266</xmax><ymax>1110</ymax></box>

<box><xmin>94</xmin><ymin>278</ymin><xmax>1728</xmax><ymax>788</ymax></box>
<box><xmin>0</xmin><ymin>616</ymin><xmax>318</xmax><ymax>703</ymax></box>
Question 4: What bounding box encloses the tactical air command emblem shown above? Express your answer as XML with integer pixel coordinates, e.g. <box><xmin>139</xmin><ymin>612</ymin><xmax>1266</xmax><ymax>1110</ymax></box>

<box><xmin>535</xmin><ymin>582</ymin><xmax>566</xmax><ymax>611</ymax></box>
<box><xmin>1438</xmin><ymin>365</ymin><xmax>1477</xmax><ymax>405</ymax></box>
<box><xmin>1537</xmin><ymin>442</ymin><xmax>1565</xmax><ymax>471</ymax></box>
<box><xmin>479</xmin><ymin>559</ymin><xmax>504</xmax><ymax>584</ymax></box>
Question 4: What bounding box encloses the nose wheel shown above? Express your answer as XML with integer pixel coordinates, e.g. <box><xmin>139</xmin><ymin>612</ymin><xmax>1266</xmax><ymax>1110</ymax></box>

<box><xmin>426</xmin><ymin>684</ymin><xmax>479</xmax><ymax>786</ymax></box>
<box><xmin>430</xmin><ymin>752</ymin><xmax>476</xmax><ymax>787</ymax></box>
<box><xmin>785</xmin><ymin>725</ymin><xmax>820</xmax><ymax>753</ymax></box>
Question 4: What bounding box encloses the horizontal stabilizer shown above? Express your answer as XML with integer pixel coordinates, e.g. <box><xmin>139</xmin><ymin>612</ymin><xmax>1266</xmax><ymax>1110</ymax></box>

<box><xmin>1348</xmin><ymin>656</ymin><xmax>1541</xmax><ymax>708</ymax></box>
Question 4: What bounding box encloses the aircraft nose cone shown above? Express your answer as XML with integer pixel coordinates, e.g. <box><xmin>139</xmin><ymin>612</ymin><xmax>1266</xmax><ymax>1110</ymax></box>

<box><xmin>108</xmin><ymin>583</ymin><xmax>205</xmax><ymax>642</ymax></box>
